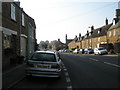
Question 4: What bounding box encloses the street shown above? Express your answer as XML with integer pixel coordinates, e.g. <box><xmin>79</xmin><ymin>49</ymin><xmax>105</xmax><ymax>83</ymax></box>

<box><xmin>11</xmin><ymin>53</ymin><xmax>120</xmax><ymax>89</ymax></box>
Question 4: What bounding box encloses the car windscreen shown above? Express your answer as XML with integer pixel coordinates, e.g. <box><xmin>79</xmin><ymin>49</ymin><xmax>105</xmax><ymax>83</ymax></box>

<box><xmin>30</xmin><ymin>53</ymin><xmax>56</xmax><ymax>62</ymax></box>
<box><xmin>98</xmin><ymin>48</ymin><xmax>104</xmax><ymax>50</ymax></box>
<box><xmin>88</xmin><ymin>49</ymin><xmax>92</xmax><ymax>50</ymax></box>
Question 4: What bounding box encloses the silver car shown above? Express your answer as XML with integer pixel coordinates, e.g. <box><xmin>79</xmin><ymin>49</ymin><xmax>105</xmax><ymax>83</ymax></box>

<box><xmin>94</xmin><ymin>47</ymin><xmax>108</xmax><ymax>55</ymax></box>
<box><xmin>25</xmin><ymin>51</ymin><xmax>63</xmax><ymax>78</ymax></box>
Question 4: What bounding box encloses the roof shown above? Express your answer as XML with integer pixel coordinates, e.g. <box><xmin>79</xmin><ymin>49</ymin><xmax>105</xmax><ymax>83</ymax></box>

<box><xmin>66</xmin><ymin>39</ymin><xmax>73</xmax><ymax>44</ymax></box>
<box><xmin>108</xmin><ymin>20</ymin><xmax>120</xmax><ymax>30</ymax></box>
<box><xmin>86</xmin><ymin>23</ymin><xmax>113</xmax><ymax>39</ymax></box>
<box><xmin>35</xmin><ymin>51</ymin><xmax>56</xmax><ymax>54</ymax></box>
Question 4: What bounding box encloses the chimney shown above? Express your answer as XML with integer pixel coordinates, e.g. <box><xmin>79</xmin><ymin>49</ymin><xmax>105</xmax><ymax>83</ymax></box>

<box><xmin>79</xmin><ymin>33</ymin><xmax>81</xmax><ymax>41</ymax></box>
<box><xmin>114</xmin><ymin>9</ymin><xmax>120</xmax><ymax>24</ymax></box>
<box><xmin>105</xmin><ymin>18</ymin><xmax>108</xmax><ymax>25</ymax></box>
<box><xmin>75</xmin><ymin>35</ymin><xmax>77</xmax><ymax>38</ymax></box>
<box><xmin>58</xmin><ymin>38</ymin><xmax>60</xmax><ymax>42</ymax></box>
<box><xmin>87</xmin><ymin>30</ymin><xmax>89</xmax><ymax>34</ymax></box>
<box><xmin>91</xmin><ymin>26</ymin><xmax>94</xmax><ymax>31</ymax></box>
<box><xmin>116</xmin><ymin>9</ymin><xmax>120</xmax><ymax>18</ymax></box>
<box><xmin>79</xmin><ymin>33</ymin><xmax>81</xmax><ymax>37</ymax></box>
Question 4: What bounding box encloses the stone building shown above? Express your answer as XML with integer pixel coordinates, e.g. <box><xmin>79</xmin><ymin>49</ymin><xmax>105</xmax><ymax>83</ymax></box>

<box><xmin>107</xmin><ymin>9</ymin><xmax>120</xmax><ymax>53</ymax></box>
<box><xmin>0</xmin><ymin>1</ymin><xmax>36</xmax><ymax>70</ymax></box>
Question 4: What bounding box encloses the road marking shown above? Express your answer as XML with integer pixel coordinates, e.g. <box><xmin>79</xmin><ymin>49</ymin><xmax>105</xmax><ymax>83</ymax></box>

<box><xmin>63</xmin><ymin>66</ymin><xmax>66</xmax><ymax>69</ymax></box>
<box><xmin>89</xmin><ymin>58</ymin><xmax>99</xmax><ymax>61</ymax></box>
<box><xmin>67</xmin><ymin>86</ymin><xmax>72</xmax><ymax>90</ymax></box>
<box><xmin>64</xmin><ymin>68</ymin><xmax>67</xmax><ymax>71</ymax></box>
<box><xmin>63</xmin><ymin>65</ymin><xmax>72</xmax><ymax>90</ymax></box>
<box><xmin>66</xmin><ymin>77</ymin><xmax>71</xmax><ymax>83</ymax></box>
<box><xmin>103</xmin><ymin>62</ymin><xmax>120</xmax><ymax>68</ymax></box>
<box><xmin>89</xmin><ymin>58</ymin><xmax>120</xmax><ymax>68</ymax></box>
<box><xmin>65</xmin><ymin>72</ymin><xmax>69</xmax><ymax>76</ymax></box>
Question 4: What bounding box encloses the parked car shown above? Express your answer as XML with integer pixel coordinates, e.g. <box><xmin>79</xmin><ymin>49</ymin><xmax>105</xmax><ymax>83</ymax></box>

<box><xmin>84</xmin><ymin>48</ymin><xmax>94</xmax><ymax>54</ymax></box>
<box><xmin>64</xmin><ymin>49</ymin><xmax>71</xmax><ymax>53</ymax></box>
<box><xmin>94</xmin><ymin>47</ymin><xmax>108</xmax><ymax>55</ymax></box>
<box><xmin>79</xmin><ymin>49</ymin><xmax>84</xmax><ymax>54</ymax></box>
<box><xmin>73</xmin><ymin>49</ymin><xmax>79</xmax><ymax>54</ymax></box>
<box><xmin>25</xmin><ymin>51</ymin><xmax>63</xmax><ymax>78</ymax></box>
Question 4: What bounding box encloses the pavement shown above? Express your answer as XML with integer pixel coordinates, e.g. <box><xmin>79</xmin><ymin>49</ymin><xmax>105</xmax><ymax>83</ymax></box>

<box><xmin>2</xmin><ymin>63</ymin><xmax>26</xmax><ymax>90</ymax></box>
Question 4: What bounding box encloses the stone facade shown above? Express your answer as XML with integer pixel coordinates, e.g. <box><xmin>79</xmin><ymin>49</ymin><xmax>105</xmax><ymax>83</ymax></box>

<box><xmin>1</xmin><ymin>1</ymin><xmax>36</xmax><ymax>70</ymax></box>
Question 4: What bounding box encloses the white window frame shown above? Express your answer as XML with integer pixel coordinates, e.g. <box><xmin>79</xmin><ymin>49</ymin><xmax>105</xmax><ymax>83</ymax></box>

<box><xmin>119</xmin><ymin>30</ymin><xmax>120</xmax><ymax>36</ymax></box>
<box><xmin>22</xmin><ymin>13</ymin><xmax>25</xmax><ymax>26</ymax></box>
<box><xmin>94</xmin><ymin>38</ymin><xmax>96</xmax><ymax>42</ymax></box>
<box><xmin>89</xmin><ymin>33</ymin><xmax>91</xmax><ymax>36</ymax></box>
<box><xmin>109</xmin><ymin>31</ymin><xmax>112</xmax><ymax>37</ymax></box>
<box><xmin>113</xmin><ymin>30</ymin><xmax>116</xmax><ymax>36</ymax></box>
<box><xmin>11</xmin><ymin>4</ymin><xmax>16</xmax><ymax>21</ymax></box>
<box><xmin>90</xmin><ymin>39</ymin><xmax>91</xmax><ymax>43</ymax></box>
<box><xmin>98</xmin><ymin>37</ymin><xmax>100</xmax><ymax>42</ymax></box>
<box><xmin>98</xmin><ymin>30</ymin><xmax>100</xmax><ymax>34</ymax></box>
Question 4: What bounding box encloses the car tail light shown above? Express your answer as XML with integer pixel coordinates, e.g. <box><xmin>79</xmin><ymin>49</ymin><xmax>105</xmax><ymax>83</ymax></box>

<box><xmin>51</xmin><ymin>64</ymin><xmax>60</xmax><ymax>69</ymax></box>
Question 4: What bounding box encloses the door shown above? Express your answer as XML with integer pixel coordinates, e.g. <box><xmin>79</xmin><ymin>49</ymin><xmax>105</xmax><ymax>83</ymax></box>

<box><xmin>20</xmin><ymin>36</ymin><xmax>26</xmax><ymax>57</ymax></box>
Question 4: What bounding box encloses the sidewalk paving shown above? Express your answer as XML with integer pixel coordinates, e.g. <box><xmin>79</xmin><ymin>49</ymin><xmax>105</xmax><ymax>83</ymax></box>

<box><xmin>2</xmin><ymin>63</ymin><xmax>26</xmax><ymax>90</ymax></box>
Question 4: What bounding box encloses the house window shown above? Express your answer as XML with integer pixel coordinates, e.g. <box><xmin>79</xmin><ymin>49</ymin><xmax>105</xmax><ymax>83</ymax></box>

<box><xmin>119</xmin><ymin>30</ymin><xmax>120</xmax><ymax>36</ymax></box>
<box><xmin>90</xmin><ymin>39</ymin><xmax>91</xmax><ymax>43</ymax></box>
<box><xmin>89</xmin><ymin>33</ymin><xmax>91</xmax><ymax>36</ymax></box>
<box><xmin>22</xmin><ymin>13</ymin><xmax>25</xmax><ymax>26</ymax></box>
<box><xmin>109</xmin><ymin>31</ymin><xmax>112</xmax><ymax>37</ymax></box>
<box><xmin>94</xmin><ymin>38</ymin><xmax>96</xmax><ymax>42</ymax></box>
<box><xmin>98</xmin><ymin>37</ymin><xmax>100</xmax><ymax>42</ymax></box>
<box><xmin>113</xmin><ymin>30</ymin><xmax>116</xmax><ymax>36</ymax></box>
<box><xmin>11</xmin><ymin>4</ymin><xmax>16</xmax><ymax>21</ymax></box>
<box><xmin>4</xmin><ymin>34</ymin><xmax>11</xmax><ymax>48</ymax></box>
<box><xmin>98</xmin><ymin>30</ymin><xmax>100</xmax><ymax>34</ymax></box>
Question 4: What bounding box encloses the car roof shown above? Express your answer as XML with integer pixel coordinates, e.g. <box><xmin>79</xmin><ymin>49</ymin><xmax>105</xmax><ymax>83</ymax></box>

<box><xmin>35</xmin><ymin>50</ymin><xmax>56</xmax><ymax>54</ymax></box>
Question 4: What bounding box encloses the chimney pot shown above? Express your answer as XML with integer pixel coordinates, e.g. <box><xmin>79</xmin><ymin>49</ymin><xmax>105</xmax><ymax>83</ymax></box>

<box><xmin>105</xmin><ymin>18</ymin><xmax>108</xmax><ymax>25</ymax></box>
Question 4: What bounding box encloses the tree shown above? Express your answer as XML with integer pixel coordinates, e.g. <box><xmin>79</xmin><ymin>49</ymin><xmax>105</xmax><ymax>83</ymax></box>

<box><xmin>39</xmin><ymin>41</ymin><xmax>49</xmax><ymax>49</ymax></box>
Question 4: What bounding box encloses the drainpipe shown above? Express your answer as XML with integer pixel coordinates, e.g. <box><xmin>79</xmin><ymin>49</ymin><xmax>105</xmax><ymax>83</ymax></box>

<box><xmin>17</xmin><ymin>7</ymin><xmax>22</xmax><ymax>57</ymax></box>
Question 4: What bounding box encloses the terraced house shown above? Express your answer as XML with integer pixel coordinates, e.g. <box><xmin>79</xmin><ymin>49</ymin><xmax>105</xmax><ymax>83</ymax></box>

<box><xmin>68</xmin><ymin>19</ymin><xmax>112</xmax><ymax>51</ymax></box>
<box><xmin>68</xmin><ymin>9</ymin><xmax>120</xmax><ymax>53</ymax></box>
<box><xmin>90</xmin><ymin>20</ymin><xmax>112</xmax><ymax>49</ymax></box>
<box><xmin>107</xmin><ymin>9</ymin><xmax>120</xmax><ymax>53</ymax></box>
<box><xmin>0</xmin><ymin>1</ymin><xmax>36</xmax><ymax>70</ymax></box>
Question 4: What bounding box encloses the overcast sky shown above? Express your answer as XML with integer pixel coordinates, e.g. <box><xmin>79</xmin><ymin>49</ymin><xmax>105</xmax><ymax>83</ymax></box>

<box><xmin>19</xmin><ymin>0</ymin><xmax>119</xmax><ymax>43</ymax></box>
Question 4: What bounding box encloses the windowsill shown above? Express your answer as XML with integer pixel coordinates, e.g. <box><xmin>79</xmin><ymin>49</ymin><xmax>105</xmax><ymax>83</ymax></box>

<box><xmin>11</xmin><ymin>18</ymin><xmax>17</xmax><ymax>23</ymax></box>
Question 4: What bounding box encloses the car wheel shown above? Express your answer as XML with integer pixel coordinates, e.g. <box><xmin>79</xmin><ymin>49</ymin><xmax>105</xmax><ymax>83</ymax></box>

<box><xmin>98</xmin><ymin>52</ymin><xmax>101</xmax><ymax>55</ymax></box>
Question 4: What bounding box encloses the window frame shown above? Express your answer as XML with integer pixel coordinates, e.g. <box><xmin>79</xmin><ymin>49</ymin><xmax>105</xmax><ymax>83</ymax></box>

<box><xmin>11</xmin><ymin>4</ymin><xmax>16</xmax><ymax>21</ymax></box>
<box><xmin>22</xmin><ymin>13</ymin><xmax>25</xmax><ymax>26</ymax></box>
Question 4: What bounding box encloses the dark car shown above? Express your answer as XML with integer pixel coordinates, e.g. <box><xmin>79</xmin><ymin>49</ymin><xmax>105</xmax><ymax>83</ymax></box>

<box><xmin>25</xmin><ymin>51</ymin><xmax>63</xmax><ymax>78</ymax></box>
<box><xmin>84</xmin><ymin>48</ymin><xmax>94</xmax><ymax>54</ymax></box>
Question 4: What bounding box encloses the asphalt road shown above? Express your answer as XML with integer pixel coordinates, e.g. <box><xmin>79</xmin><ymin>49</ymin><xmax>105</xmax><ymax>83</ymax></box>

<box><xmin>11</xmin><ymin>53</ymin><xmax>120</xmax><ymax>89</ymax></box>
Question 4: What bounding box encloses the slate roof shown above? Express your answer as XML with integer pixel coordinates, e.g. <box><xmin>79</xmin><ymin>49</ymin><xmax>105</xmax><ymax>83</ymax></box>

<box><xmin>66</xmin><ymin>39</ymin><xmax>74</xmax><ymax>44</ymax></box>
<box><xmin>108</xmin><ymin>20</ymin><xmax>120</xmax><ymax>30</ymax></box>
<box><xmin>85</xmin><ymin>23</ymin><xmax>113</xmax><ymax>39</ymax></box>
